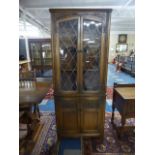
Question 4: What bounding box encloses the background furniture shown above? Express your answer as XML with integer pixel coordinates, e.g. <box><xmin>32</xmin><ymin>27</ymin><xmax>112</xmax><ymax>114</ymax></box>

<box><xmin>19</xmin><ymin>72</ymin><xmax>38</xmax><ymax>153</ymax></box>
<box><xmin>115</xmin><ymin>54</ymin><xmax>135</xmax><ymax>76</ymax></box>
<box><xmin>19</xmin><ymin>81</ymin><xmax>51</xmax><ymax>153</ymax></box>
<box><xmin>19</xmin><ymin>60</ymin><xmax>31</xmax><ymax>72</ymax></box>
<box><xmin>116</xmin><ymin>43</ymin><xmax>128</xmax><ymax>53</ymax></box>
<box><xmin>111</xmin><ymin>83</ymin><xmax>135</xmax><ymax>137</ymax></box>
<box><xmin>50</xmin><ymin>9</ymin><xmax>112</xmax><ymax>139</ymax></box>
<box><xmin>19</xmin><ymin>71</ymin><xmax>36</xmax><ymax>88</ymax></box>
<box><xmin>19</xmin><ymin>38</ymin><xmax>27</xmax><ymax>59</ymax></box>
<box><xmin>19</xmin><ymin>71</ymin><xmax>37</xmax><ymax>119</ymax></box>
<box><xmin>28</xmin><ymin>38</ymin><xmax>52</xmax><ymax>77</ymax></box>
<box><xmin>19</xmin><ymin>71</ymin><xmax>52</xmax><ymax>116</ymax></box>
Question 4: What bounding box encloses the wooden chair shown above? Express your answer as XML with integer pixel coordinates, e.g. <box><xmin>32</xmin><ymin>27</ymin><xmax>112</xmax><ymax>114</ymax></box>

<box><xmin>19</xmin><ymin>71</ymin><xmax>36</xmax><ymax>88</ymax></box>
<box><xmin>19</xmin><ymin>70</ymin><xmax>41</xmax><ymax>117</ymax></box>
<box><xmin>19</xmin><ymin>70</ymin><xmax>38</xmax><ymax>112</ymax></box>
<box><xmin>19</xmin><ymin>71</ymin><xmax>39</xmax><ymax>153</ymax></box>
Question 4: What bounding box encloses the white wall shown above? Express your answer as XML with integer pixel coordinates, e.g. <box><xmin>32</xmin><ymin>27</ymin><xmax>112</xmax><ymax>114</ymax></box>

<box><xmin>108</xmin><ymin>33</ymin><xmax>135</xmax><ymax>63</ymax></box>
<box><xmin>19</xmin><ymin>19</ymin><xmax>50</xmax><ymax>38</ymax></box>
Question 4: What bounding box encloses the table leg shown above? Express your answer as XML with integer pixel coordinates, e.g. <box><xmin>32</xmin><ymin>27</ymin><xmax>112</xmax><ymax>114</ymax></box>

<box><xmin>33</xmin><ymin>104</ymin><xmax>40</xmax><ymax>119</ymax></box>
<box><xmin>36</xmin><ymin>105</ymin><xmax>40</xmax><ymax>118</ymax></box>
<box><xmin>111</xmin><ymin>102</ymin><xmax>115</xmax><ymax>124</ymax></box>
<box><xmin>34</xmin><ymin>104</ymin><xmax>37</xmax><ymax>113</ymax></box>
<box><xmin>120</xmin><ymin>115</ymin><xmax>126</xmax><ymax>138</ymax></box>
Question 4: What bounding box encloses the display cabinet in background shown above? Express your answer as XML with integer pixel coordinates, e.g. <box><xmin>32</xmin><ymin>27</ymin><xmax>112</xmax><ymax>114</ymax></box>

<box><xmin>115</xmin><ymin>54</ymin><xmax>135</xmax><ymax>77</ymax></box>
<box><xmin>28</xmin><ymin>39</ymin><xmax>52</xmax><ymax>77</ymax></box>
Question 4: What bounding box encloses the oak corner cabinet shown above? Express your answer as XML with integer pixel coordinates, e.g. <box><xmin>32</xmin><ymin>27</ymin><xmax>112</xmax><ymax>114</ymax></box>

<box><xmin>50</xmin><ymin>9</ymin><xmax>112</xmax><ymax>139</ymax></box>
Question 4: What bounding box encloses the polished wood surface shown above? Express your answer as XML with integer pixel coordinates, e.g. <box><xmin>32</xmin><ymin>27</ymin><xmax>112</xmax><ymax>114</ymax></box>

<box><xmin>50</xmin><ymin>9</ymin><xmax>112</xmax><ymax>139</ymax></box>
<box><xmin>19</xmin><ymin>87</ymin><xmax>49</xmax><ymax>106</ymax></box>
<box><xmin>19</xmin><ymin>82</ymin><xmax>51</xmax><ymax>153</ymax></box>
<box><xmin>111</xmin><ymin>83</ymin><xmax>135</xmax><ymax>138</ymax></box>
<box><xmin>114</xmin><ymin>87</ymin><xmax>135</xmax><ymax>99</ymax></box>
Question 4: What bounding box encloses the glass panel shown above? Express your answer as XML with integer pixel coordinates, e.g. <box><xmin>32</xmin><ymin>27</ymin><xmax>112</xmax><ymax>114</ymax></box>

<box><xmin>42</xmin><ymin>69</ymin><xmax>52</xmax><ymax>77</ymax></box>
<box><xmin>43</xmin><ymin>58</ymin><xmax>52</xmax><ymax>66</ymax></box>
<box><xmin>42</xmin><ymin>43</ymin><xmax>51</xmax><ymax>58</ymax></box>
<box><xmin>30</xmin><ymin>43</ymin><xmax>41</xmax><ymax>65</ymax></box>
<box><xmin>116</xmin><ymin>44</ymin><xmax>128</xmax><ymax>53</ymax></box>
<box><xmin>82</xmin><ymin>19</ymin><xmax>102</xmax><ymax>91</ymax></box>
<box><xmin>42</xmin><ymin>43</ymin><xmax>52</xmax><ymax>66</ymax></box>
<box><xmin>58</xmin><ymin>19</ymin><xmax>78</xmax><ymax>91</ymax></box>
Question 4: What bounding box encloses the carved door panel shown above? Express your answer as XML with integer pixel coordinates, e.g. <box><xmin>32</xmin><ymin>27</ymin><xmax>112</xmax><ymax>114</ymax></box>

<box><xmin>56</xmin><ymin>97</ymin><xmax>80</xmax><ymax>136</ymax></box>
<box><xmin>80</xmin><ymin>96</ymin><xmax>104</xmax><ymax>134</ymax></box>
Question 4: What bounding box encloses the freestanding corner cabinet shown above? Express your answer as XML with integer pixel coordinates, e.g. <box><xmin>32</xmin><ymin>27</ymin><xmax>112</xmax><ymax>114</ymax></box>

<box><xmin>49</xmin><ymin>9</ymin><xmax>112</xmax><ymax>139</ymax></box>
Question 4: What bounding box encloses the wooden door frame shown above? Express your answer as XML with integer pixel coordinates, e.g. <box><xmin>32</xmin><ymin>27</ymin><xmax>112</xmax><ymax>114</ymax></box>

<box><xmin>55</xmin><ymin>16</ymin><xmax>81</xmax><ymax>94</ymax></box>
<box><xmin>80</xmin><ymin>16</ymin><xmax>106</xmax><ymax>94</ymax></box>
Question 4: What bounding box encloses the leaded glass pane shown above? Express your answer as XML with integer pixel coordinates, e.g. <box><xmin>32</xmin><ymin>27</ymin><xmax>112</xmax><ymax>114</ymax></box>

<box><xmin>30</xmin><ymin>43</ymin><xmax>41</xmax><ymax>65</ymax></box>
<box><xmin>58</xmin><ymin>19</ymin><xmax>78</xmax><ymax>91</ymax></box>
<box><xmin>82</xmin><ymin>19</ymin><xmax>102</xmax><ymax>90</ymax></box>
<box><xmin>41</xmin><ymin>43</ymin><xmax>52</xmax><ymax>66</ymax></box>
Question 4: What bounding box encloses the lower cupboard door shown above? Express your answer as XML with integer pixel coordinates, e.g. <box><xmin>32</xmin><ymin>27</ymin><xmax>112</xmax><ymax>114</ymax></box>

<box><xmin>80</xmin><ymin>97</ymin><xmax>104</xmax><ymax>135</ymax></box>
<box><xmin>56</xmin><ymin>97</ymin><xmax>80</xmax><ymax>136</ymax></box>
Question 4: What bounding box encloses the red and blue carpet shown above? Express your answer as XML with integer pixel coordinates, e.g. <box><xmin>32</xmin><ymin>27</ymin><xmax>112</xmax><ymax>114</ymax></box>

<box><xmin>29</xmin><ymin>112</ymin><xmax>134</xmax><ymax>155</ymax></box>
<box><xmin>83</xmin><ymin>112</ymin><xmax>135</xmax><ymax>155</ymax></box>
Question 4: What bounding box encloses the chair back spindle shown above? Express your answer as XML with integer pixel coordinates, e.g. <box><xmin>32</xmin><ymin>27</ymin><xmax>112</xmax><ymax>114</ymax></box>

<box><xmin>19</xmin><ymin>71</ymin><xmax>36</xmax><ymax>88</ymax></box>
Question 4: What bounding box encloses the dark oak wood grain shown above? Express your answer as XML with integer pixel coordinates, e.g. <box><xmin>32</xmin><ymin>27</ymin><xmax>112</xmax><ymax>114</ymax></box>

<box><xmin>50</xmin><ymin>9</ymin><xmax>112</xmax><ymax>139</ymax></box>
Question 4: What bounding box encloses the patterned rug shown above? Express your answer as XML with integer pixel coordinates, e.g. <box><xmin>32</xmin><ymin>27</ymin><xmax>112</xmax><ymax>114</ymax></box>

<box><xmin>27</xmin><ymin>112</ymin><xmax>134</xmax><ymax>155</ymax></box>
<box><xmin>31</xmin><ymin>112</ymin><xmax>57</xmax><ymax>155</ymax></box>
<box><xmin>43</xmin><ymin>87</ymin><xmax>113</xmax><ymax>100</ymax></box>
<box><xmin>44</xmin><ymin>88</ymin><xmax>54</xmax><ymax>99</ymax></box>
<box><xmin>106</xmin><ymin>87</ymin><xmax>113</xmax><ymax>99</ymax></box>
<box><xmin>83</xmin><ymin>112</ymin><xmax>135</xmax><ymax>155</ymax></box>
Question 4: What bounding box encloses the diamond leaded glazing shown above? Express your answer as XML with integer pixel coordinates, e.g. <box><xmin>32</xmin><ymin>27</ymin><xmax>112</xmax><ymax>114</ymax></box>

<box><xmin>82</xmin><ymin>19</ymin><xmax>102</xmax><ymax>90</ymax></box>
<box><xmin>30</xmin><ymin>43</ymin><xmax>42</xmax><ymax>65</ymax></box>
<box><xmin>58</xmin><ymin>19</ymin><xmax>78</xmax><ymax>91</ymax></box>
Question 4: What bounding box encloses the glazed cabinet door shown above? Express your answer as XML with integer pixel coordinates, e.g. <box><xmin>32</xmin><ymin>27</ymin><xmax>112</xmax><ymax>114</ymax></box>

<box><xmin>56</xmin><ymin>17</ymin><xmax>80</xmax><ymax>92</ymax></box>
<box><xmin>29</xmin><ymin>42</ymin><xmax>42</xmax><ymax>66</ymax></box>
<box><xmin>80</xmin><ymin>17</ymin><xmax>104</xmax><ymax>92</ymax></box>
<box><xmin>80</xmin><ymin>96</ymin><xmax>104</xmax><ymax>136</ymax></box>
<box><xmin>41</xmin><ymin>41</ymin><xmax>52</xmax><ymax>67</ymax></box>
<box><xmin>41</xmin><ymin>41</ymin><xmax>52</xmax><ymax>76</ymax></box>
<box><xmin>29</xmin><ymin>39</ymin><xmax>52</xmax><ymax>77</ymax></box>
<box><xmin>55</xmin><ymin>97</ymin><xmax>80</xmax><ymax>137</ymax></box>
